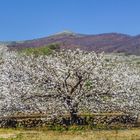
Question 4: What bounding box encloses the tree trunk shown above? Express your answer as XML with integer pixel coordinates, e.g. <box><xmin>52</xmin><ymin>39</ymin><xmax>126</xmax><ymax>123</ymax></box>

<box><xmin>65</xmin><ymin>96</ymin><xmax>79</xmax><ymax>124</ymax></box>
<box><xmin>70</xmin><ymin>109</ymin><xmax>78</xmax><ymax>124</ymax></box>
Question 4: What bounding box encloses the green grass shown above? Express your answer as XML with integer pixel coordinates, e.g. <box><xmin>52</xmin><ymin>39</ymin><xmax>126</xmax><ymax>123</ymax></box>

<box><xmin>0</xmin><ymin>128</ymin><xmax>140</xmax><ymax>140</ymax></box>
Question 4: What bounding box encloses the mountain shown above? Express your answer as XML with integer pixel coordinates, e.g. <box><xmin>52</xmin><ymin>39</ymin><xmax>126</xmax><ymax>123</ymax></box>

<box><xmin>0</xmin><ymin>41</ymin><xmax>12</xmax><ymax>45</ymax></box>
<box><xmin>6</xmin><ymin>32</ymin><xmax>140</xmax><ymax>55</ymax></box>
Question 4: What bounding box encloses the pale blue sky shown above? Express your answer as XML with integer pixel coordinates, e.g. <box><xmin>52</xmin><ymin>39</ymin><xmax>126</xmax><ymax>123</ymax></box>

<box><xmin>0</xmin><ymin>0</ymin><xmax>140</xmax><ymax>41</ymax></box>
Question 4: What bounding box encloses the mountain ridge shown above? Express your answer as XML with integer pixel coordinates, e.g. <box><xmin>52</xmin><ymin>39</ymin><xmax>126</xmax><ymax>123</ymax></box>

<box><xmin>5</xmin><ymin>32</ymin><xmax>140</xmax><ymax>55</ymax></box>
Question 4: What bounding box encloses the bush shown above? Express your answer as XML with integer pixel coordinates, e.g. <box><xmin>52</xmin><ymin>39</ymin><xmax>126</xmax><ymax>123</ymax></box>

<box><xmin>20</xmin><ymin>44</ymin><xmax>60</xmax><ymax>56</ymax></box>
<box><xmin>21</xmin><ymin>47</ymin><xmax>52</xmax><ymax>56</ymax></box>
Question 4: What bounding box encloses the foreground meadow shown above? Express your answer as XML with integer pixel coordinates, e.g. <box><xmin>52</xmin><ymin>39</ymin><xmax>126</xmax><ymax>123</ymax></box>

<box><xmin>0</xmin><ymin>128</ymin><xmax>140</xmax><ymax>140</ymax></box>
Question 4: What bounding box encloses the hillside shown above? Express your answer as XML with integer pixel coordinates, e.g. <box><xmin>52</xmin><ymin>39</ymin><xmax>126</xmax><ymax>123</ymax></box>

<box><xmin>6</xmin><ymin>32</ymin><xmax>140</xmax><ymax>55</ymax></box>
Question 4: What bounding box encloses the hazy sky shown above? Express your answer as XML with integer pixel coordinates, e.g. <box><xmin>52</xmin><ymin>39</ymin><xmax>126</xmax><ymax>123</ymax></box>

<box><xmin>0</xmin><ymin>0</ymin><xmax>140</xmax><ymax>41</ymax></box>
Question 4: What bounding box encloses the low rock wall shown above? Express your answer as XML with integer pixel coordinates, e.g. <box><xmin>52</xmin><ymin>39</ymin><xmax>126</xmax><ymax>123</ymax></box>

<box><xmin>0</xmin><ymin>113</ymin><xmax>138</xmax><ymax>128</ymax></box>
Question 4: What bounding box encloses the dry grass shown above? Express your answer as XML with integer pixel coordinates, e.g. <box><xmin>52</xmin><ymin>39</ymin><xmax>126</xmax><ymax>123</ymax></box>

<box><xmin>0</xmin><ymin>128</ymin><xmax>140</xmax><ymax>140</ymax></box>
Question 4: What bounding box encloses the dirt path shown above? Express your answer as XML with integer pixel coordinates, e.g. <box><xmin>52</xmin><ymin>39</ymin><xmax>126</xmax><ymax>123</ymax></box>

<box><xmin>0</xmin><ymin>133</ymin><xmax>17</xmax><ymax>139</ymax></box>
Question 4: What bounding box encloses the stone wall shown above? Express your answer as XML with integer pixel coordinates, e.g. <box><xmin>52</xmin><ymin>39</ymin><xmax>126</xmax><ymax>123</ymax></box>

<box><xmin>0</xmin><ymin>113</ymin><xmax>138</xmax><ymax>128</ymax></box>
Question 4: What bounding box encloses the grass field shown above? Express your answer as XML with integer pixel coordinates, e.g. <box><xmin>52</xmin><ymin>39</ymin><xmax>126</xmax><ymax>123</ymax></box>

<box><xmin>0</xmin><ymin>128</ymin><xmax>140</xmax><ymax>140</ymax></box>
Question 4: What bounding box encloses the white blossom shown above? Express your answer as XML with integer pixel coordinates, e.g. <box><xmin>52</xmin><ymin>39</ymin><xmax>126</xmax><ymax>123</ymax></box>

<box><xmin>0</xmin><ymin>48</ymin><xmax>139</xmax><ymax>120</ymax></box>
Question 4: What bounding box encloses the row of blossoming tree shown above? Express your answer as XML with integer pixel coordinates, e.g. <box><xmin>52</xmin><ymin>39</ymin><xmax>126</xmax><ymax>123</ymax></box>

<box><xmin>0</xmin><ymin>45</ymin><xmax>140</xmax><ymax>123</ymax></box>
